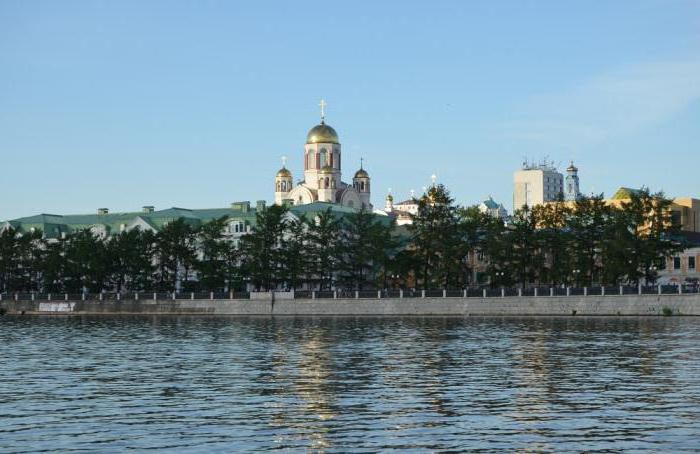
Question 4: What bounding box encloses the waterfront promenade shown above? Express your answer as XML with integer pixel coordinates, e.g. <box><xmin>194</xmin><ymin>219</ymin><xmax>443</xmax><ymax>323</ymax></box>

<box><xmin>2</xmin><ymin>286</ymin><xmax>700</xmax><ymax>316</ymax></box>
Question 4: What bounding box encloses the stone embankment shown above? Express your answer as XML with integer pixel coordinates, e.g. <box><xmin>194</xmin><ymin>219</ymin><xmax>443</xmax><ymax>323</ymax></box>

<box><xmin>2</xmin><ymin>294</ymin><xmax>700</xmax><ymax>316</ymax></box>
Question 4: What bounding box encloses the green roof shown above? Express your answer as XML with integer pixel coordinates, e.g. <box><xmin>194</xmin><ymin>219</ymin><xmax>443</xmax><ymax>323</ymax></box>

<box><xmin>4</xmin><ymin>201</ymin><xmax>389</xmax><ymax>238</ymax></box>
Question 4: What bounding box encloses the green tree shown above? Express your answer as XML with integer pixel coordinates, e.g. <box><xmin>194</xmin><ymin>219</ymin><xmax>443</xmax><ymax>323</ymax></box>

<box><xmin>154</xmin><ymin>219</ymin><xmax>199</xmax><ymax>292</ymax></box>
<box><xmin>239</xmin><ymin>205</ymin><xmax>289</xmax><ymax>291</ymax></box>
<box><xmin>196</xmin><ymin>216</ymin><xmax>238</xmax><ymax>292</ymax></box>
<box><xmin>339</xmin><ymin>208</ymin><xmax>396</xmax><ymax>290</ymax></box>
<box><xmin>107</xmin><ymin>228</ymin><xmax>156</xmax><ymax>292</ymax></box>
<box><xmin>408</xmin><ymin>184</ymin><xmax>462</xmax><ymax>289</ymax></box>
<box><xmin>305</xmin><ymin>208</ymin><xmax>343</xmax><ymax>290</ymax></box>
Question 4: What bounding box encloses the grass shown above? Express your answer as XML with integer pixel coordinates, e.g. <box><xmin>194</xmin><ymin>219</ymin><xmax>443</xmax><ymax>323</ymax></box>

<box><xmin>661</xmin><ymin>306</ymin><xmax>674</xmax><ymax>316</ymax></box>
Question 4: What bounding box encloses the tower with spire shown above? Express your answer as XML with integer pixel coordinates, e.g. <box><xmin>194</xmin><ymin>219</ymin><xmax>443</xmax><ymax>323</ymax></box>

<box><xmin>565</xmin><ymin>161</ymin><xmax>580</xmax><ymax>201</ymax></box>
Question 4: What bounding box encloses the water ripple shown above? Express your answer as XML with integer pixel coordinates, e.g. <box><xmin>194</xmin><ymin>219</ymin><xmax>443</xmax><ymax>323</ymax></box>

<box><xmin>1</xmin><ymin>316</ymin><xmax>700</xmax><ymax>452</ymax></box>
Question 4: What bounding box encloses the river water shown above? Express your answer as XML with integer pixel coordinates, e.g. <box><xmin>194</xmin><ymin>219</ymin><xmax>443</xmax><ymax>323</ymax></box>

<box><xmin>1</xmin><ymin>316</ymin><xmax>699</xmax><ymax>452</ymax></box>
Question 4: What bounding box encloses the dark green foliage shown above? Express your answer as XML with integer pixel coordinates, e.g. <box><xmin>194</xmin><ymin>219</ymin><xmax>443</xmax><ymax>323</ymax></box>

<box><xmin>0</xmin><ymin>184</ymin><xmax>686</xmax><ymax>293</ymax></box>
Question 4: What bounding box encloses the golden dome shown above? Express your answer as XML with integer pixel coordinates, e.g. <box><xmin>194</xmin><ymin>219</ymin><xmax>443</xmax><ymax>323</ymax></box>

<box><xmin>319</xmin><ymin>165</ymin><xmax>335</xmax><ymax>174</ymax></box>
<box><xmin>306</xmin><ymin>122</ymin><xmax>339</xmax><ymax>144</ymax></box>
<box><xmin>354</xmin><ymin>168</ymin><xmax>369</xmax><ymax>178</ymax></box>
<box><xmin>276</xmin><ymin>167</ymin><xmax>291</xmax><ymax>177</ymax></box>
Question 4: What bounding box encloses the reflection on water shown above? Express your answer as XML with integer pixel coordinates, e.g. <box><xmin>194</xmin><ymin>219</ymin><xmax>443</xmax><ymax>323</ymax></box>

<box><xmin>1</xmin><ymin>316</ymin><xmax>700</xmax><ymax>451</ymax></box>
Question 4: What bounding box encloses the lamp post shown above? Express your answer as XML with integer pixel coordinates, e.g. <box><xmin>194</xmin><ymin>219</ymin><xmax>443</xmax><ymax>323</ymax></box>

<box><xmin>572</xmin><ymin>269</ymin><xmax>580</xmax><ymax>287</ymax></box>
<box><xmin>495</xmin><ymin>271</ymin><xmax>505</xmax><ymax>287</ymax></box>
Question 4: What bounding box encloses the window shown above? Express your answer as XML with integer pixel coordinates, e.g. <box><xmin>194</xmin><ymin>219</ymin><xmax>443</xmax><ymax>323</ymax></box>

<box><xmin>319</xmin><ymin>148</ymin><xmax>327</xmax><ymax>167</ymax></box>
<box><xmin>674</xmin><ymin>257</ymin><xmax>681</xmax><ymax>270</ymax></box>
<box><xmin>690</xmin><ymin>256</ymin><xmax>696</xmax><ymax>270</ymax></box>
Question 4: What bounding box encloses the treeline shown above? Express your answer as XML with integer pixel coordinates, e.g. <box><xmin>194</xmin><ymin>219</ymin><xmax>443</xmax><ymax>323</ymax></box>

<box><xmin>0</xmin><ymin>184</ymin><xmax>684</xmax><ymax>293</ymax></box>
<box><xmin>0</xmin><ymin>209</ymin><xmax>396</xmax><ymax>293</ymax></box>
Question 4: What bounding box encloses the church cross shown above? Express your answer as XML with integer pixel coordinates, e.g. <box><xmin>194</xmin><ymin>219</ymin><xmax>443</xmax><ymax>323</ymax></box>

<box><xmin>281</xmin><ymin>155</ymin><xmax>287</xmax><ymax>168</ymax></box>
<box><xmin>360</xmin><ymin>157</ymin><xmax>364</xmax><ymax>169</ymax></box>
<box><xmin>319</xmin><ymin>99</ymin><xmax>327</xmax><ymax>122</ymax></box>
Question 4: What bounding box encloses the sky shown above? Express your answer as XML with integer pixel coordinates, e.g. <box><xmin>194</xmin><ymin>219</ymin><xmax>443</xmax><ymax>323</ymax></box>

<box><xmin>1</xmin><ymin>0</ymin><xmax>699</xmax><ymax>220</ymax></box>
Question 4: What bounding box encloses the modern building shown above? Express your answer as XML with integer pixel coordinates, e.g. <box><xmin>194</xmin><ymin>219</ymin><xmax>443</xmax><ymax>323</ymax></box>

<box><xmin>274</xmin><ymin>101</ymin><xmax>371</xmax><ymax>210</ymax></box>
<box><xmin>513</xmin><ymin>160</ymin><xmax>564</xmax><ymax>211</ymax></box>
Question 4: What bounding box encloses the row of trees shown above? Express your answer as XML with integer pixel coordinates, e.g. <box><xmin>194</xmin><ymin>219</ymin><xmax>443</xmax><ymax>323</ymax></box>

<box><xmin>0</xmin><ymin>208</ymin><xmax>396</xmax><ymax>293</ymax></box>
<box><xmin>0</xmin><ymin>184</ymin><xmax>684</xmax><ymax>293</ymax></box>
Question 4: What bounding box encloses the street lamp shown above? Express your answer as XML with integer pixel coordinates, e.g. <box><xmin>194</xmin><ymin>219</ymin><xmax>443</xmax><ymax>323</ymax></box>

<box><xmin>572</xmin><ymin>269</ymin><xmax>580</xmax><ymax>286</ymax></box>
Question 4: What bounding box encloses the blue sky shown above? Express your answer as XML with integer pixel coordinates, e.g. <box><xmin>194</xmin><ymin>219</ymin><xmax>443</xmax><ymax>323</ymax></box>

<box><xmin>1</xmin><ymin>0</ymin><xmax>699</xmax><ymax>219</ymax></box>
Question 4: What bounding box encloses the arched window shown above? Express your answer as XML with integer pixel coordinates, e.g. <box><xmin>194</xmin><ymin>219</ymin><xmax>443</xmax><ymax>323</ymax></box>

<box><xmin>360</xmin><ymin>182</ymin><xmax>365</xmax><ymax>191</ymax></box>
<box><xmin>325</xmin><ymin>177</ymin><xmax>329</xmax><ymax>188</ymax></box>
<box><xmin>308</xmin><ymin>151</ymin><xmax>315</xmax><ymax>169</ymax></box>
<box><xmin>319</xmin><ymin>148</ymin><xmax>327</xmax><ymax>167</ymax></box>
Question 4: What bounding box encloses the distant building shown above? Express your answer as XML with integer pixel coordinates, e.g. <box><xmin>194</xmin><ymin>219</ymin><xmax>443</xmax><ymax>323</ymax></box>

<box><xmin>513</xmin><ymin>160</ymin><xmax>564</xmax><ymax>211</ymax></box>
<box><xmin>564</xmin><ymin>161</ymin><xmax>581</xmax><ymax>201</ymax></box>
<box><xmin>381</xmin><ymin>192</ymin><xmax>418</xmax><ymax>226</ymax></box>
<box><xmin>478</xmin><ymin>196</ymin><xmax>508</xmax><ymax>220</ymax></box>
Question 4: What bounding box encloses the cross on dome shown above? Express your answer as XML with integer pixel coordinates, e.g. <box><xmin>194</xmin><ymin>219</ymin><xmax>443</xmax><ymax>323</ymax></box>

<box><xmin>281</xmin><ymin>155</ymin><xmax>287</xmax><ymax>167</ymax></box>
<box><xmin>319</xmin><ymin>99</ymin><xmax>327</xmax><ymax>123</ymax></box>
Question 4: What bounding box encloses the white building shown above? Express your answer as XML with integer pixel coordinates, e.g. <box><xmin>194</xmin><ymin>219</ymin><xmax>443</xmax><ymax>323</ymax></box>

<box><xmin>478</xmin><ymin>196</ymin><xmax>508</xmax><ymax>219</ymax></box>
<box><xmin>513</xmin><ymin>160</ymin><xmax>564</xmax><ymax>211</ymax></box>
<box><xmin>564</xmin><ymin>161</ymin><xmax>581</xmax><ymax>201</ymax></box>
<box><xmin>381</xmin><ymin>191</ymin><xmax>419</xmax><ymax>226</ymax></box>
<box><xmin>274</xmin><ymin>101</ymin><xmax>371</xmax><ymax>210</ymax></box>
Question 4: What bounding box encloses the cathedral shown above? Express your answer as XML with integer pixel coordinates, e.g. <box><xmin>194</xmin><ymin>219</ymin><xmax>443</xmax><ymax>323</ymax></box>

<box><xmin>274</xmin><ymin>101</ymin><xmax>372</xmax><ymax>210</ymax></box>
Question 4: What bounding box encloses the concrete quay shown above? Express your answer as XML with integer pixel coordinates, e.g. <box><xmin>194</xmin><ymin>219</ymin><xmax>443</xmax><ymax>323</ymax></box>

<box><xmin>2</xmin><ymin>294</ymin><xmax>700</xmax><ymax>316</ymax></box>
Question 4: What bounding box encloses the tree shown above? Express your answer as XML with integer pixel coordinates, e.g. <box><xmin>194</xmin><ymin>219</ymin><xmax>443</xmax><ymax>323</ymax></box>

<box><xmin>281</xmin><ymin>216</ymin><xmax>308</xmax><ymax>291</ymax></box>
<box><xmin>408</xmin><ymin>185</ymin><xmax>463</xmax><ymax>289</ymax></box>
<box><xmin>239</xmin><ymin>205</ymin><xmax>289</xmax><ymax>291</ymax></box>
<box><xmin>195</xmin><ymin>216</ymin><xmax>238</xmax><ymax>292</ymax></box>
<box><xmin>107</xmin><ymin>228</ymin><xmax>156</xmax><ymax>292</ymax></box>
<box><xmin>339</xmin><ymin>208</ymin><xmax>396</xmax><ymax>290</ymax></box>
<box><xmin>305</xmin><ymin>208</ymin><xmax>343</xmax><ymax>290</ymax></box>
<box><xmin>154</xmin><ymin>219</ymin><xmax>198</xmax><ymax>292</ymax></box>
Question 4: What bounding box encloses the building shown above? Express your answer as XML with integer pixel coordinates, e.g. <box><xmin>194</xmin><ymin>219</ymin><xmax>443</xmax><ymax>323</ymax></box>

<box><xmin>564</xmin><ymin>161</ymin><xmax>580</xmax><ymax>201</ymax></box>
<box><xmin>513</xmin><ymin>160</ymin><xmax>564</xmax><ymax>211</ymax></box>
<box><xmin>1</xmin><ymin>201</ymin><xmax>366</xmax><ymax>247</ymax></box>
<box><xmin>478</xmin><ymin>196</ymin><xmax>508</xmax><ymax>220</ymax></box>
<box><xmin>274</xmin><ymin>100</ymin><xmax>371</xmax><ymax>210</ymax></box>
<box><xmin>380</xmin><ymin>190</ymin><xmax>419</xmax><ymax>226</ymax></box>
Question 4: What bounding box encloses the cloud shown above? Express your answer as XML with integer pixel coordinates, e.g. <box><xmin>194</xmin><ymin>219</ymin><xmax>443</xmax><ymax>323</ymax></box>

<box><xmin>503</xmin><ymin>57</ymin><xmax>700</xmax><ymax>146</ymax></box>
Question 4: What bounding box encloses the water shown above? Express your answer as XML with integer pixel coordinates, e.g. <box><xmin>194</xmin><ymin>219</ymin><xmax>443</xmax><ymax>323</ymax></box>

<box><xmin>1</xmin><ymin>316</ymin><xmax>700</xmax><ymax>452</ymax></box>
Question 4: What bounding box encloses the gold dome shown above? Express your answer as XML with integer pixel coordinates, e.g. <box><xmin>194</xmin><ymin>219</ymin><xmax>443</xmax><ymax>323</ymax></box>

<box><xmin>276</xmin><ymin>167</ymin><xmax>291</xmax><ymax>177</ymax></box>
<box><xmin>319</xmin><ymin>165</ymin><xmax>335</xmax><ymax>174</ymax></box>
<box><xmin>306</xmin><ymin>122</ymin><xmax>339</xmax><ymax>144</ymax></box>
<box><xmin>354</xmin><ymin>168</ymin><xmax>369</xmax><ymax>178</ymax></box>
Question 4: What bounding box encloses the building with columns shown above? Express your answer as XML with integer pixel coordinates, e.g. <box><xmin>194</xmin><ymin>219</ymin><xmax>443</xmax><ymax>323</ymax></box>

<box><xmin>274</xmin><ymin>101</ymin><xmax>372</xmax><ymax>210</ymax></box>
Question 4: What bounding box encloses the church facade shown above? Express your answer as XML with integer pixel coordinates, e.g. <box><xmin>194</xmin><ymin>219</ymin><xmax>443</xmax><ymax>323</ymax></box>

<box><xmin>274</xmin><ymin>103</ymin><xmax>372</xmax><ymax>210</ymax></box>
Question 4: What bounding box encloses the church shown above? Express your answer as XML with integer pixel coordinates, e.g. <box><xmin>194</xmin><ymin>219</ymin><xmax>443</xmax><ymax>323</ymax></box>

<box><xmin>274</xmin><ymin>101</ymin><xmax>372</xmax><ymax>210</ymax></box>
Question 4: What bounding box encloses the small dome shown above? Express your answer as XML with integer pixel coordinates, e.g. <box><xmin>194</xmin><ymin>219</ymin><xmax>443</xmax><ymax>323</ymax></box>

<box><xmin>319</xmin><ymin>165</ymin><xmax>335</xmax><ymax>174</ymax></box>
<box><xmin>354</xmin><ymin>168</ymin><xmax>369</xmax><ymax>179</ymax></box>
<box><xmin>306</xmin><ymin>122</ymin><xmax>339</xmax><ymax>144</ymax></box>
<box><xmin>276</xmin><ymin>167</ymin><xmax>291</xmax><ymax>177</ymax></box>
<box><xmin>567</xmin><ymin>161</ymin><xmax>578</xmax><ymax>172</ymax></box>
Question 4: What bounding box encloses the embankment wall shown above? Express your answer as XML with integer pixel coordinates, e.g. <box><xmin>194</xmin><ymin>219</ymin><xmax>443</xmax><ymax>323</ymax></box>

<box><xmin>2</xmin><ymin>294</ymin><xmax>700</xmax><ymax>316</ymax></box>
